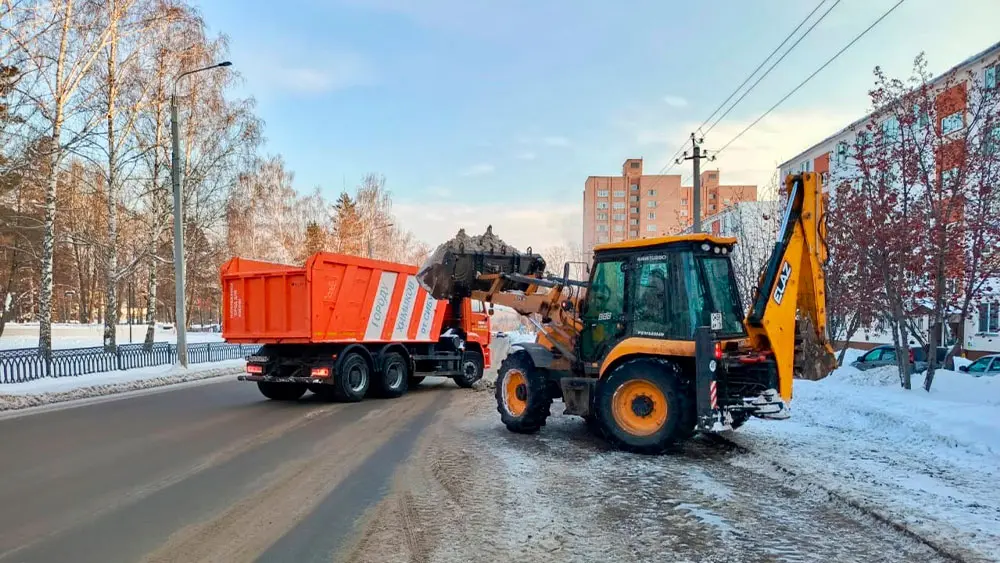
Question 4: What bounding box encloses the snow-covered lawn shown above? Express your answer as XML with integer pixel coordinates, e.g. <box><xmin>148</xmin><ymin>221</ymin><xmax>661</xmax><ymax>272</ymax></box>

<box><xmin>0</xmin><ymin>323</ymin><xmax>223</xmax><ymax>350</ymax></box>
<box><xmin>0</xmin><ymin>360</ymin><xmax>245</xmax><ymax>411</ymax></box>
<box><xmin>730</xmin><ymin>361</ymin><xmax>1000</xmax><ymax>561</ymax></box>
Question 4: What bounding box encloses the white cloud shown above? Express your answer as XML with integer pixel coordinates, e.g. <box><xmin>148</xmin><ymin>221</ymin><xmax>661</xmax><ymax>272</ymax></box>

<box><xmin>395</xmin><ymin>199</ymin><xmax>581</xmax><ymax>251</ymax></box>
<box><xmin>542</xmin><ymin>136</ymin><xmax>571</xmax><ymax>147</ymax></box>
<box><xmin>460</xmin><ymin>163</ymin><xmax>495</xmax><ymax>176</ymax></box>
<box><xmin>241</xmin><ymin>51</ymin><xmax>375</xmax><ymax>96</ymax></box>
<box><xmin>516</xmin><ymin>151</ymin><xmax>537</xmax><ymax>160</ymax></box>
<box><xmin>662</xmin><ymin>95</ymin><xmax>688</xmax><ymax>108</ymax></box>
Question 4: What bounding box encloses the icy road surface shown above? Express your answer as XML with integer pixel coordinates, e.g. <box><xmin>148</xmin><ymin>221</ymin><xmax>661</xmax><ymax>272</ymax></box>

<box><xmin>0</xmin><ymin>343</ymin><xmax>953</xmax><ymax>563</ymax></box>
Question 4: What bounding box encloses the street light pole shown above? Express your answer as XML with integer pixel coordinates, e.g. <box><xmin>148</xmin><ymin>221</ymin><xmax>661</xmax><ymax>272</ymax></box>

<box><xmin>171</xmin><ymin>61</ymin><xmax>231</xmax><ymax>367</ymax></box>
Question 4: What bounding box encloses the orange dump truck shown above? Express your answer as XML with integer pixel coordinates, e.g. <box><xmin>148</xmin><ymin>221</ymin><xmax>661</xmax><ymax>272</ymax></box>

<box><xmin>221</xmin><ymin>252</ymin><xmax>491</xmax><ymax>402</ymax></box>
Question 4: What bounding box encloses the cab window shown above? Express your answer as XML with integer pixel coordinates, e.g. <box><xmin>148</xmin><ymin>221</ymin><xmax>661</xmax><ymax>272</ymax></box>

<box><xmin>471</xmin><ymin>300</ymin><xmax>484</xmax><ymax>313</ymax></box>
<box><xmin>632</xmin><ymin>253</ymin><xmax>705</xmax><ymax>339</ymax></box>
<box><xmin>584</xmin><ymin>260</ymin><xmax>625</xmax><ymax>320</ymax></box>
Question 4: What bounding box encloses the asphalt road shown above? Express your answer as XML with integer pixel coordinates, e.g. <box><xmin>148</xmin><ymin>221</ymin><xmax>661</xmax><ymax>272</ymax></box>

<box><xmin>0</xmin><ymin>376</ymin><xmax>456</xmax><ymax>563</ymax></box>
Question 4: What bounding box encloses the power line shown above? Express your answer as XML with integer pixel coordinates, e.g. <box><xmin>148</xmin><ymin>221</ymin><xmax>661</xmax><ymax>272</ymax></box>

<box><xmin>714</xmin><ymin>0</ymin><xmax>907</xmax><ymax>158</ymax></box>
<box><xmin>703</xmin><ymin>0</ymin><xmax>841</xmax><ymax>137</ymax></box>
<box><xmin>696</xmin><ymin>0</ymin><xmax>831</xmax><ymax>136</ymax></box>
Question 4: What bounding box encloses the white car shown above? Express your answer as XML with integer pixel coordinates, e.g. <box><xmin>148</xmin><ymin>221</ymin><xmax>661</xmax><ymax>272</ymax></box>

<box><xmin>959</xmin><ymin>354</ymin><xmax>1000</xmax><ymax>377</ymax></box>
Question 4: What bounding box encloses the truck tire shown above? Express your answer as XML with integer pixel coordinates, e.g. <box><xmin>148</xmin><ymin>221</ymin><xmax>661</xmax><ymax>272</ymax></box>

<box><xmin>408</xmin><ymin>376</ymin><xmax>426</xmax><ymax>387</ymax></box>
<box><xmin>332</xmin><ymin>352</ymin><xmax>370</xmax><ymax>402</ymax></box>
<box><xmin>595</xmin><ymin>358</ymin><xmax>691</xmax><ymax>454</ymax></box>
<box><xmin>258</xmin><ymin>381</ymin><xmax>307</xmax><ymax>401</ymax></box>
<box><xmin>454</xmin><ymin>350</ymin><xmax>484</xmax><ymax>388</ymax></box>
<box><xmin>373</xmin><ymin>352</ymin><xmax>408</xmax><ymax>399</ymax></box>
<box><xmin>495</xmin><ymin>350</ymin><xmax>551</xmax><ymax>434</ymax></box>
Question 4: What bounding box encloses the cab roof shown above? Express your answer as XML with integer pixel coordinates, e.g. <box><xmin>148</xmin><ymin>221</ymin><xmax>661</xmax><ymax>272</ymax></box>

<box><xmin>593</xmin><ymin>233</ymin><xmax>737</xmax><ymax>253</ymax></box>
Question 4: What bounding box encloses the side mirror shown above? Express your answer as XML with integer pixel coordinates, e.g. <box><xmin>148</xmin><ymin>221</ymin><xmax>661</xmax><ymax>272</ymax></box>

<box><xmin>488</xmin><ymin>305</ymin><xmax>494</xmax><ymax>316</ymax></box>
<box><xmin>959</xmin><ymin>365</ymin><xmax>968</xmax><ymax>372</ymax></box>
<box><xmin>561</xmin><ymin>300</ymin><xmax>574</xmax><ymax>313</ymax></box>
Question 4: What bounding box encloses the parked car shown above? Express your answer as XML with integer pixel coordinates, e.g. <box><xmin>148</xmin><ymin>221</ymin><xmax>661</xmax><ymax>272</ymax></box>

<box><xmin>851</xmin><ymin>345</ymin><xmax>949</xmax><ymax>373</ymax></box>
<box><xmin>495</xmin><ymin>331</ymin><xmax>507</xmax><ymax>339</ymax></box>
<box><xmin>958</xmin><ymin>354</ymin><xmax>1000</xmax><ymax>377</ymax></box>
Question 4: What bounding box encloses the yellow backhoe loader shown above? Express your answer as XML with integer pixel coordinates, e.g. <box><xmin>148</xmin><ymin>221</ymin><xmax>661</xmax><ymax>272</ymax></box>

<box><xmin>417</xmin><ymin>173</ymin><xmax>835</xmax><ymax>454</ymax></box>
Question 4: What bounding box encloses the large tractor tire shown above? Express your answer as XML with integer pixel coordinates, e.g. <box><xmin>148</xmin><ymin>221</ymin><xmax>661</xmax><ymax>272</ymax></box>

<box><xmin>373</xmin><ymin>352</ymin><xmax>409</xmax><ymax>399</ymax></box>
<box><xmin>332</xmin><ymin>351</ymin><xmax>370</xmax><ymax>402</ymax></box>
<box><xmin>258</xmin><ymin>381</ymin><xmax>307</xmax><ymax>401</ymax></box>
<box><xmin>453</xmin><ymin>350</ymin><xmax>484</xmax><ymax>388</ymax></box>
<box><xmin>594</xmin><ymin>358</ymin><xmax>692</xmax><ymax>454</ymax></box>
<box><xmin>495</xmin><ymin>350</ymin><xmax>551</xmax><ymax>434</ymax></box>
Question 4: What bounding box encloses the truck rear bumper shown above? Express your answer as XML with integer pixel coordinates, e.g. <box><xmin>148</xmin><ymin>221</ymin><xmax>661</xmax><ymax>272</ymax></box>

<box><xmin>238</xmin><ymin>375</ymin><xmax>333</xmax><ymax>385</ymax></box>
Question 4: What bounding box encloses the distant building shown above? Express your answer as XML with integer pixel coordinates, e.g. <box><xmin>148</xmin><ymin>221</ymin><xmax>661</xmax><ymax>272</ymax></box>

<box><xmin>582</xmin><ymin>158</ymin><xmax>756</xmax><ymax>255</ymax></box>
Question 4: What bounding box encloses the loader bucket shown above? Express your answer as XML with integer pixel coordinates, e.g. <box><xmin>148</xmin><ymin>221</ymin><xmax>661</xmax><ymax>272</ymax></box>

<box><xmin>416</xmin><ymin>231</ymin><xmax>546</xmax><ymax>300</ymax></box>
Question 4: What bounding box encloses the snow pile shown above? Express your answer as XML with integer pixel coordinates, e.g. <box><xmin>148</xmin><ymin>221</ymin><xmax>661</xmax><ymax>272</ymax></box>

<box><xmin>506</xmin><ymin>331</ymin><xmax>537</xmax><ymax>345</ymax></box>
<box><xmin>0</xmin><ymin>360</ymin><xmax>245</xmax><ymax>411</ymax></box>
<box><xmin>416</xmin><ymin>225</ymin><xmax>521</xmax><ymax>299</ymax></box>
<box><xmin>1</xmin><ymin>323</ymin><xmax>223</xmax><ymax>350</ymax></box>
<box><xmin>730</xmin><ymin>363</ymin><xmax>1000</xmax><ymax>561</ymax></box>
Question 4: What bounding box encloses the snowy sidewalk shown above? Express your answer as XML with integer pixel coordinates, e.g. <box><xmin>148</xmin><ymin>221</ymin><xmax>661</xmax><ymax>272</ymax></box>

<box><xmin>728</xmin><ymin>360</ymin><xmax>1000</xmax><ymax>562</ymax></box>
<box><xmin>0</xmin><ymin>360</ymin><xmax>245</xmax><ymax>411</ymax></box>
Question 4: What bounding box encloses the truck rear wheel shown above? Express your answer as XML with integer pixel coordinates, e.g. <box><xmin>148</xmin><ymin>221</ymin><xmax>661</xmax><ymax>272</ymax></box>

<box><xmin>373</xmin><ymin>352</ymin><xmax>408</xmax><ymax>399</ymax></box>
<box><xmin>257</xmin><ymin>381</ymin><xmax>307</xmax><ymax>401</ymax></box>
<box><xmin>454</xmin><ymin>350</ymin><xmax>483</xmax><ymax>388</ymax></box>
<box><xmin>595</xmin><ymin>359</ymin><xmax>690</xmax><ymax>454</ymax></box>
<box><xmin>495</xmin><ymin>350</ymin><xmax>550</xmax><ymax>433</ymax></box>
<box><xmin>333</xmin><ymin>352</ymin><xmax>370</xmax><ymax>402</ymax></box>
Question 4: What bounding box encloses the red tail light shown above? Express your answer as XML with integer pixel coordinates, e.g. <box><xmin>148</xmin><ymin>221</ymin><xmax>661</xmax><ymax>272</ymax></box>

<box><xmin>246</xmin><ymin>364</ymin><xmax>263</xmax><ymax>374</ymax></box>
<box><xmin>909</xmin><ymin>350</ymin><xmax>914</xmax><ymax>363</ymax></box>
<box><xmin>311</xmin><ymin>367</ymin><xmax>331</xmax><ymax>378</ymax></box>
<box><xmin>713</xmin><ymin>342</ymin><xmax>723</xmax><ymax>360</ymax></box>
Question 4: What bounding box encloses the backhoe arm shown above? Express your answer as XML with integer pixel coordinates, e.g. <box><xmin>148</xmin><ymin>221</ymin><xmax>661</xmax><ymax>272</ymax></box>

<box><xmin>745</xmin><ymin>172</ymin><xmax>835</xmax><ymax>401</ymax></box>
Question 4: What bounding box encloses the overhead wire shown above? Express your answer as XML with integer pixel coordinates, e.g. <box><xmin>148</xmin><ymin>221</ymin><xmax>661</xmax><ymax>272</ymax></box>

<box><xmin>713</xmin><ymin>0</ymin><xmax>907</xmax><ymax>158</ymax></box>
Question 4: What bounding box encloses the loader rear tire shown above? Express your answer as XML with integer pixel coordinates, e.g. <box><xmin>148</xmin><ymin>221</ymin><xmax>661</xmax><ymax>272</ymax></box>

<box><xmin>258</xmin><ymin>382</ymin><xmax>307</xmax><ymax>401</ymax></box>
<box><xmin>332</xmin><ymin>352</ymin><xmax>370</xmax><ymax>402</ymax></box>
<box><xmin>373</xmin><ymin>352</ymin><xmax>408</xmax><ymax>399</ymax></box>
<box><xmin>495</xmin><ymin>350</ymin><xmax>551</xmax><ymax>434</ymax></box>
<box><xmin>595</xmin><ymin>358</ymin><xmax>690</xmax><ymax>455</ymax></box>
<box><xmin>454</xmin><ymin>350</ymin><xmax>484</xmax><ymax>388</ymax></box>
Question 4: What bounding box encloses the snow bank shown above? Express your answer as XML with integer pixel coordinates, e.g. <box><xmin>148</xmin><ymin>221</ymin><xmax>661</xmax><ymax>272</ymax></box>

<box><xmin>730</xmin><ymin>363</ymin><xmax>1000</xmax><ymax>561</ymax></box>
<box><xmin>0</xmin><ymin>323</ymin><xmax>223</xmax><ymax>350</ymax></box>
<box><xmin>0</xmin><ymin>360</ymin><xmax>244</xmax><ymax>411</ymax></box>
<box><xmin>506</xmin><ymin>332</ymin><xmax>537</xmax><ymax>345</ymax></box>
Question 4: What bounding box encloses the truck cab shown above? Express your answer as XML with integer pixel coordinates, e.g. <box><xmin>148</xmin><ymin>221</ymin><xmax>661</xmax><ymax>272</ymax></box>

<box><xmin>443</xmin><ymin>298</ymin><xmax>493</xmax><ymax>371</ymax></box>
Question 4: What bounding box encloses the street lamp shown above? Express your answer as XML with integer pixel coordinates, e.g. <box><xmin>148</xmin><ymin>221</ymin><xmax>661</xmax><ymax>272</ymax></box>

<box><xmin>171</xmin><ymin>60</ymin><xmax>231</xmax><ymax>367</ymax></box>
<box><xmin>367</xmin><ymin>222</ymin><xmax>394</xmax><ymax>259</ymax></box>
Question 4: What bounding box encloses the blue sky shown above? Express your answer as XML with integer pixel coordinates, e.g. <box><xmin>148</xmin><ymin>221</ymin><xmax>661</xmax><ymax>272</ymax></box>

<box><xmin>199</xmin><ymin>0</ymin><xmax>1000</xmax><ymax>250</ymax></box>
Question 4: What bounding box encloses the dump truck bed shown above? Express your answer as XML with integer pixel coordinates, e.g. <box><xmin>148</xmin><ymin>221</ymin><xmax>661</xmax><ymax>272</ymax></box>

<box><xmin>222</xmin><ymin>253</ymin><xmax>446</xmax><ymax>344</ymax></box>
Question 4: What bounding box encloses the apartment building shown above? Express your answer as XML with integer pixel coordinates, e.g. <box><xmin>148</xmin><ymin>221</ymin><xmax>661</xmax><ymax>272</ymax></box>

<box><xmin>777</xmin><ymin>40</ymin><xmax>1000</xmax><ymax>357</ymax></box>
<box><xmin>582</xmin><ymin>158</ymin><xmax>756</xmax><ymax>254</ymax></box>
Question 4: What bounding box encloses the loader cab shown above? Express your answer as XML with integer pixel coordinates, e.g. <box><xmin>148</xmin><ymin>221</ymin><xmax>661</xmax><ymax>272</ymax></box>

<box><xmin>578</xmin><ymin>234</ymin><xmax>745</xmax><ymax>370</ymax></box>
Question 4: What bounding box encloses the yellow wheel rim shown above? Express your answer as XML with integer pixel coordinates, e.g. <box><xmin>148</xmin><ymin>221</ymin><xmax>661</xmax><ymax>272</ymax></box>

<box><xmin>611</xmin><ymin>379</ymin><xmax>668</xmax><ymax>437</ymax></box>
<box><xmin>502</xmin><ymin>369</ymin><xmax>528</xmax><ymax>417</ymax></box>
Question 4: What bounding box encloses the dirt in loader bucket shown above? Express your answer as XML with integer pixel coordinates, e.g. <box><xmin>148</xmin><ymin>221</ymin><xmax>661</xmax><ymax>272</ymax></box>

<box><xmin>416</xmin><ymin>226</ymin><xmax>546</xmax><ymax>300</ymax></box>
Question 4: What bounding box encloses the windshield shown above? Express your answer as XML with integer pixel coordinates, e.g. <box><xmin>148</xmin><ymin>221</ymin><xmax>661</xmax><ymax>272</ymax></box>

<box><xmin>699</xmin><ymin>257</ymin><xmax>746</xmax><ymax>335</ymax></box>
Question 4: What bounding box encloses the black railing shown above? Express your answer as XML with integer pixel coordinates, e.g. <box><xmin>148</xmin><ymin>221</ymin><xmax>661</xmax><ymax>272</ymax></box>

<box><xmin>0</xmin><ymin>342</ymin><xmax>261</xmax><ymax>385</ymax></box>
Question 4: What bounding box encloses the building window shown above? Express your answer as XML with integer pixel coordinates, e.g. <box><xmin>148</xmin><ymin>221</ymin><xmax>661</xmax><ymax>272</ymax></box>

<box><xmin>646</xmin><ymin>224</ymin><xmax>657</xmax><ymax>232</ymax></box>
<box><xmin>597</xmin><ymin>202</ymin><xmax>608</xmax><ymax>210</ymax></box>
<box><xmin>630</xmin><ymin>162</ymin><xmax>640</xmax><ymax>169</ymax></box>
<box><xmin>709</xmin><ymin>204</ymin><xmax>716</xmax><ymax>211</ymax></box>
<box><xmin>986</xmin><ymin>65</ymin><xmax>997</xmax><ymax>90</ymax></box>
<box><xmin>597</xmin><ymin>212</ymin><xmax>608</xmax><ymax>220</ymax></box>
<box><xmin>647</xmin><ymin>201</ymin><xmax>657</xmax><ymax>208</ymax></box>
<box><xmin>597</xmin><ymin>234</ymin><xmax>609</xmax><ymax>243</ymax></box>
<box><xmin>723</xmin><ymin>199</ymin><xmax>731</xmax><ymax>205</ymax></box>
<box><xmin>647</xmin><ymin>212</ymin><xmax>655</xmax><ymax>220</ymax></box>
<box><xmin>630</xmin><ymin>183</ymin><xmax>639</xmax><ymax>191</ymax></box>
<box><xmin>612</xmin><ymin>202</ymin><xmax>625</xmax><ymax>209</ymax></box>
<box><xmin>613</xmin><ymin>190</ymin><xmax>625</xmax><ymax>198</ymax></box>
<box><xmin>613</xmin><ymin>235</ymin><xmax>624</xmax><ymax>242</ymax></box>
<box><xmin>680</xmin><ymin>209</ymin><xmax>688</xmax><ymax>217</ymax></box>
<box><xmin>629</xmin><ymin>230</ymin><xmax>638</xmax><ymax>237</ymax></box>
<box><xmin>941</xmin><ymin>111</ymin><xmax>963</xmax><ymax>135</ymax></box>
<box><xmin>647</xmin><ymin>189</ymin><xmax>656</xmax><ymax>196</ymax></box>
<box><xmin>881</xmin><ymin>116</ymin><xmax>899</xmax><ymax>142</ymax></box>
<box><xmin>857</xmin><ymin>131</ymin><xmax>873</xmax><ymax>147</ymax></box>
<box><xmin>630</xmin><ymin>207</ymin><xmax>639</xmax><ymax>214</ymax></box>
<box><xmin>597</xmin><ymin>190</ymin><xmax>609</xmax><ymax>197</ymax></box>
<box><xmin>629</xmin><ymin>219</ymin><xmax>639</xmax><ymax>226</ymax></box>
<box><xmin>597</xmin><ymin>224</ymin><xmax>608</xmax><ymax>232</ymax></box>
<box><xmin>612</xmin><ymin>213</ymin><xmax>625</xmax><ymax>221</ymax></box>
<box><xmin>913</xmin><ymin>104</ymin><xmax>930</xmax><ymax>128</ymax></box>
<box><xmin>986</xmin><ymin>126</ymin><xmax>1000</xmax><ymax>155</ymax></box>
<box><xmin>941</xmin><ymin>167</ymin><xmax>959</xmax><ymax>184</ymax></box>
<box><xmin>613</xmin><ymin>224</ymin><xmax>624</xmax><ymax>232</ymax></box>
<box><xmin>800</xmin><ymin>160</ymin><xmax>812</xmax><ymax>173</ymax></box>
<box><xmin>836</xmin><ymin>141</ymin><xmax>849</xmax><ymax>166</ymax></box>
<box><xmin>979</xmin><ymin>302</ymin><xmax>1000</xmax><ymax>333</ymax></box>
<box><xmin>709</xmin><ymin>192</ymin><xmax>716</xmax><ymax>200</ymax></box>
<box><xmin>630</xmin><ymin>195</ymin><xmax>639</xmax><ymax>202</ymax></box>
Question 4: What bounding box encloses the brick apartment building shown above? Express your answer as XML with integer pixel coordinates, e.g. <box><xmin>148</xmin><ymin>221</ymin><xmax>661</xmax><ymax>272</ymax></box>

<box><xmin>582</xmin><ymin>158</ymin><xmax>756</xmax><ymax>254</ymax></box>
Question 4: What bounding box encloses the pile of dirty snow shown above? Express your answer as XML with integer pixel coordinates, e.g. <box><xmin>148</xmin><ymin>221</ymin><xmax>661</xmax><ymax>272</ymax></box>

<box><xmin>0</xmin><ymin>360</ymin><xmax>245</xmax><ymax>411</ymax></box>
<box><xmin>729</xmin><ymin>362</ymin><xmax>1000</xmax><ymax>561</ymax></box>
<box><xmin>417</xmin><ymin>226</ymin><xmax>521</xmax><ymax>299</ymax></box>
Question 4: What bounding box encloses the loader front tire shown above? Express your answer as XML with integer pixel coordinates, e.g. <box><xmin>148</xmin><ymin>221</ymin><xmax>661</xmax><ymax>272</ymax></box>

<box><xmin>258</xmin><ymin>381</ymin><xmax>307</xmax><ymax>401</ymax></box>
<box><xmin>495</xmin><ymin>350</ymin><xmax>551</xmax><ymax>434</ymax></box>
<box><xmin>333</xmin><ymin>352</ymin><xmax>370</xmax><ymax>402</ymax></box>
<box><xmin>373</xmin><ymin>352</ymin><xmax>408</xmax><ymax>399</ymax></box>
<box><xmin>595</xmin><ymin>359</ymin><xmax>690</xmax><ymax>454</ymax></box>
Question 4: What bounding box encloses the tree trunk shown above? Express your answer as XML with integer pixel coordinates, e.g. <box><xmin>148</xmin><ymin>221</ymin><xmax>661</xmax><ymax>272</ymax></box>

<box><xmin>39</xmin><ymin>120</ymin><xmax>62</xmax><ymax>358</ymax></box>
<box><xmin>144</xmin><ymin>259</ymin><xmax>156</xmax><ymax>349</ymax></box>
<box><xmin>836</xmin><ymin>314</ymin><xmax>862</xmax><ymax>366</ymax></box>
<box><xmin>102</xmin><ymin>4</ymin><xmax>119</xmax><ymax>352</ymax></box>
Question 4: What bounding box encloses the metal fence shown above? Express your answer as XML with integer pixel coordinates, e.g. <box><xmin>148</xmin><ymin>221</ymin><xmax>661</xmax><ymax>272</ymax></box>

<box><xmin>0</xmin><ymin>342</ymin><xmax>261</xmax><ymax>385</ymax></box>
